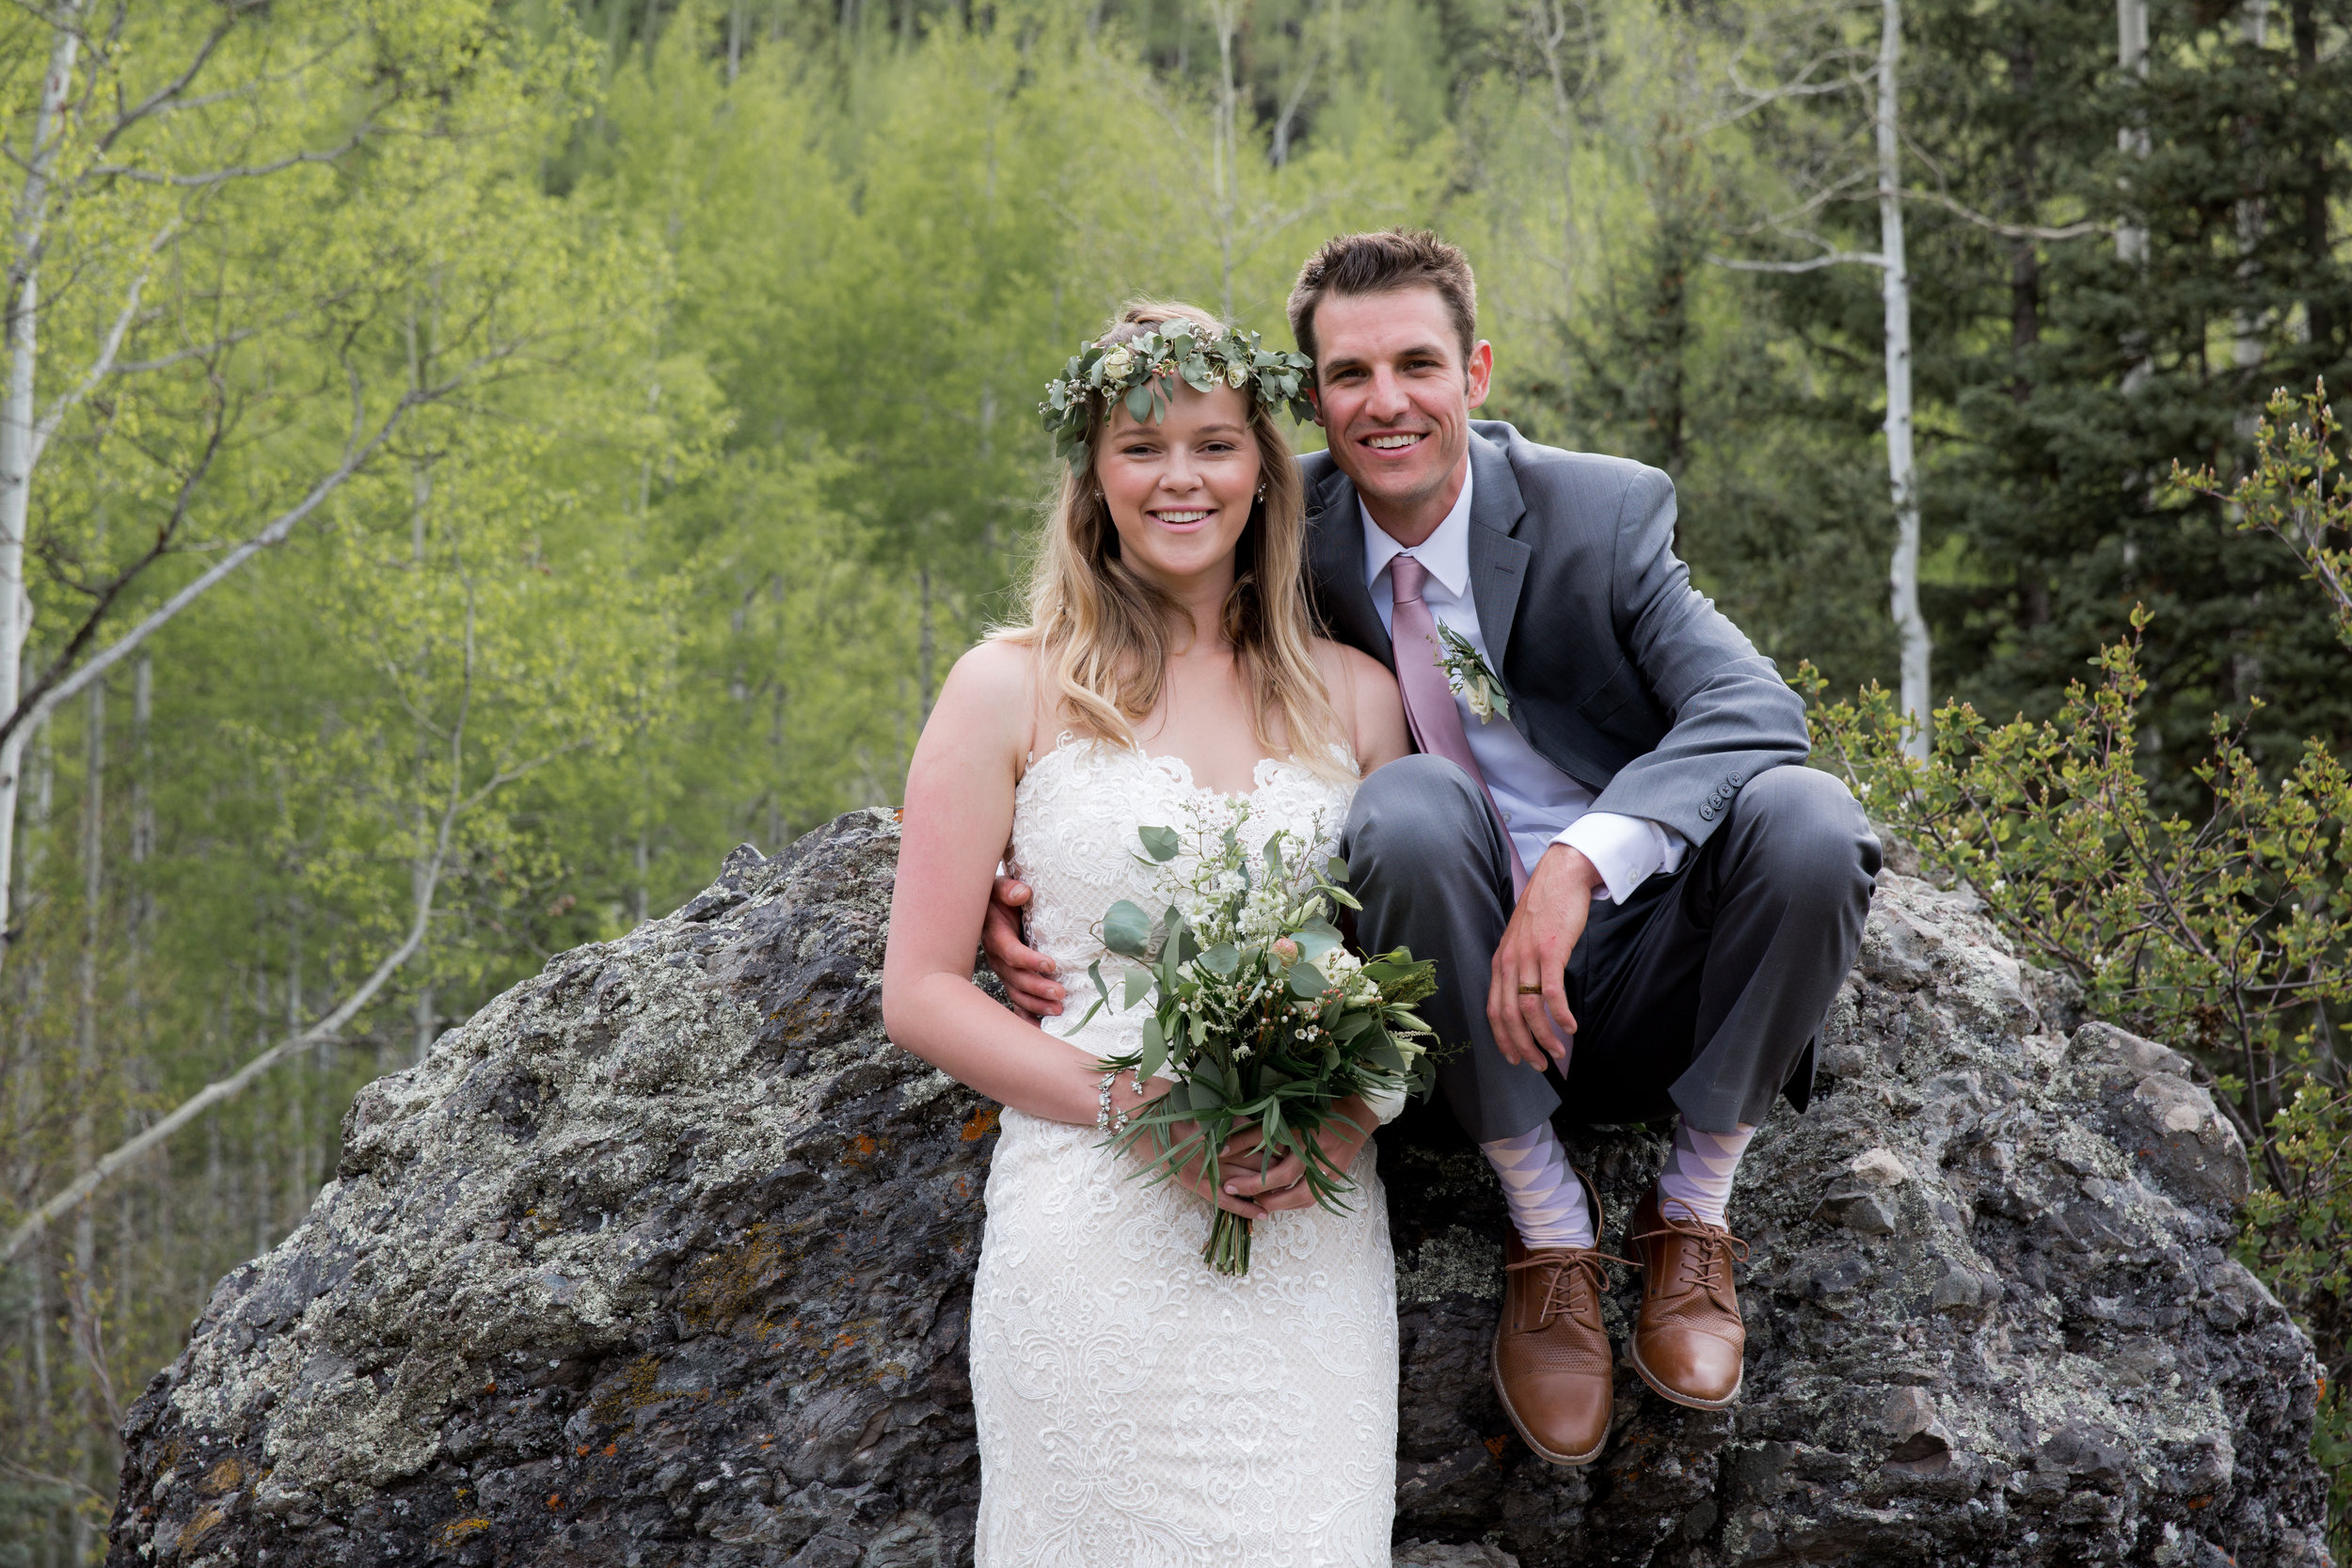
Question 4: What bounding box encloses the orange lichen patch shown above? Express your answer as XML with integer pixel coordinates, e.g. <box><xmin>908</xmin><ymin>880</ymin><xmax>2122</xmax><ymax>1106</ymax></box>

<box><xmin>485</xmin><ymin>1382</ymin><xmax>499</xmax><ymax>1395</ymax></box>
<box><xmin>547</xmin><ymin>1494</ymin><xmax>563</xmax><ymax>1509</ymax></box>
<box><xmin>2187</xmin><ymin>1494</ymin><xmax>2214</xmax><ymax>1511</ymax></box>
<box><xmin>589</xmin><ymin>1353</ymin><xmax>665</xmax><ymax>1427</ymax></box>
<box><xmin>436</xmin><ymin>1518</ymin><xmax>491</xmax><ymax>1546</ymax></box>
<box><xmin>960</xmin><ymin>1106</ymin><xmax>1000</xmax><ymax>1143</ymax></box>
<box><xmin>601</xmin><ymin>1443</ymin><xmax>617</xmax><ymax>1458</ymax></box>
<box><xmin>202</xmin><ymin>1457</ymin><xmax>246</xmax><ymax>1496</ymax></box>
<box><xmin>845</xmin><ymin>1134</ymin><xmax>881</xmax><ymax>1166</ymax></box>
<box><xmin>575</xmin><ymin>1443</ymin><xmax>592</xmax><ymax>1457</ymax></box>
<box><xmin>179</xmin><ymin>1505</ymin><xmax>228</xmax><ymax>1551</ymax></box>
<box><xmin>833</xmin><ymin>1332</ymin><xmax>860</xmax><ymax>1354</ymax></box>
<box><xmin>678</xmin><ymin>1225</ymin><xmax>790</xmax><ymax>1334</ymax></box>
<box><xmin>1484</xmin><ymin>1434</ymin><xmax>1511</xmax><ymax>1460</ymax></box>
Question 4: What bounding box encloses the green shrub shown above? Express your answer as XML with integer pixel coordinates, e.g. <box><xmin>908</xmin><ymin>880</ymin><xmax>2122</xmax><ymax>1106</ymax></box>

<box><xmin>1802</xmin><ymin>381</ymin><xmax>2352</xmax><ymax>1544</ymax></box>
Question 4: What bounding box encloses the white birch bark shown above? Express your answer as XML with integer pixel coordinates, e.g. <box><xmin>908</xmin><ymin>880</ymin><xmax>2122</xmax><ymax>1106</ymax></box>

<box><xmin>1876</xmin><ymin>0</ymin><xmax>1931</xmax><ymax>757</ymax></box>
<box><xmin>1207</xmin><ymin>0</ymin><xmax>1242</xmax><ymax>321</ymax></box>
<box><xmin>2118</xmin><ymin>0</ymin><xmax>2153</xmax><ymax>392</ymax></box>
<box><xmin>2116</xmin><ymin>0</ymin><xmax>2150</xmax><ymax>266</ymax></box>
<box><xmin>2232</xmin><ymin>0</ymin><xmax>2269</xmax><ymax>373</ymax></box>
<box><xmin>0</xmin><ymin>8</ymin><xmax>86</xmax><ymax>983</ymax></box>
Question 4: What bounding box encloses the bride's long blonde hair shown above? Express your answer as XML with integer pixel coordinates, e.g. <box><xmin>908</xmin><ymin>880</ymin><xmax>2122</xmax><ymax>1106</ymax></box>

<box><xmin>999</xmin><ymin>300</ymin><xmax>1348</xmax><ymax>775</ymax></box>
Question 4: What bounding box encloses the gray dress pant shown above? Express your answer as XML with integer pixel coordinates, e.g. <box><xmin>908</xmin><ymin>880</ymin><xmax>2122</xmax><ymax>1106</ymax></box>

<box><xmin>1341</xmin><ymin>755</ymin><xmax>1881</xmax><ymax>1142</ymax></box>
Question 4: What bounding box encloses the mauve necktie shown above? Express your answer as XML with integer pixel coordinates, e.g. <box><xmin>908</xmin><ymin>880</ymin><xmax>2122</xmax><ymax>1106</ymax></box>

<box><xmin>1388</xmin><ymin>554</ymin><xmax>1530</xmax><ymax>896</ymax></box>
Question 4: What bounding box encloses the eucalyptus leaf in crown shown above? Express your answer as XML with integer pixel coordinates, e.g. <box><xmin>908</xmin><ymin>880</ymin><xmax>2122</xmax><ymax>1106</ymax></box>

<box><xmin>1039</xmin><ymin>323</ymin><xmax>1315</xmax><ymax>467</ymax></box>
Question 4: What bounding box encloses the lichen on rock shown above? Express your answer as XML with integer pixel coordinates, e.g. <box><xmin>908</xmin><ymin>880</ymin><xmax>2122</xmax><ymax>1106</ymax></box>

<box><xmin>108</xmin><ymin>811</ymin><xmax>2331</xmax><ymax>1567</ymax></box>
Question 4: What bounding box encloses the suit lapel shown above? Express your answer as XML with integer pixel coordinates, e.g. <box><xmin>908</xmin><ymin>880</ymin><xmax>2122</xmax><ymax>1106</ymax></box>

<box><xmin>1465</xmin><ymin>436</ymin><xmax>1534</xmax><ymax>740</ymax></box>
<box><xmin>1305</xmin><ymin>462</ymin><xmax>1393</xmax><ymax>667</ymax></box>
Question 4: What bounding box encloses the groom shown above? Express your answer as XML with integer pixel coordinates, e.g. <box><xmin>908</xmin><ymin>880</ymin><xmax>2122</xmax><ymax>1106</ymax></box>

<box><xmin>988</xmin><ymin>230</ymin><xmax>1879</xmax><ymax>1468</ymax></box>
<box><xmin>1286</xmin><ymin>229</ymin><xmax>1876</xmax><ymax>1464</ymax></box>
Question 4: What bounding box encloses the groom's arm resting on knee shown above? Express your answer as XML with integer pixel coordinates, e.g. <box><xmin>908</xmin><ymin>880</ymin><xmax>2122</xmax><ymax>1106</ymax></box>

<box><xmin>1487</xmin><ymin>844</ymin><xmax>1606</xmax><ymax>1071</ymax></box>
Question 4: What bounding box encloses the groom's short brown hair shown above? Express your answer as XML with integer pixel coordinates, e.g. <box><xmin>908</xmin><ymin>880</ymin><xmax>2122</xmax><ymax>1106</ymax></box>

<box><xmin>1286</xmin><ymin>230</ymin><xmax>1478</xmax><ymax>373</ymax></box>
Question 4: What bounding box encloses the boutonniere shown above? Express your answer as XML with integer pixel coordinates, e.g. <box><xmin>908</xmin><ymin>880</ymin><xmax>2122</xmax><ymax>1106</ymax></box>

<box><xmin>1434</xmin><ymin>625</ymin><xmax>1511</xmax><ymax>722</ymax></box>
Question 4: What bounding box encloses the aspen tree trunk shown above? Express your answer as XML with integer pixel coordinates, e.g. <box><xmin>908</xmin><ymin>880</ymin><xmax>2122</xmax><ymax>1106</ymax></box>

<box><xmin>632</xmin><ymin>829</ymin><xmax>649</xmax><ymax>928</ymax></box>
<box><xmin>67</xmin><ymin>676</ymin><xmax>102</xmax><ymax>1568</ymax></box>
<box><xmin>2116</xmin><ymin>0</ymin><xmax>2150</xmax><ymax>265</ymax></box>
<box><xmin>917</xmin><ymin>566</ymin><xmax>936</xmax><ymax>721</ymax></box>
<box><xmin>1875</xmin><ymin>0</ymin><xmax>1931</xmax><ymax>758</ymax></box>
<box><xmin>8</xmin><ymin>716</ymin><xmax>49</xmax><ymax>1201</ymax></box>
<box><xmin>28</xmin><ymin>1232</ymin><xmax>54</xmax><ymax>1564</ymax></box>
<box><xmin>1207</xmin><ymin>0</ymin><xmax>1242</xmax><ymax>321</ymax></box>
<box><xmin>287</xmin><ymin>917</ymin><xmax>308</xmax><ymax>1231</ymax></box>
<box><xmin>0</xmin><ymin>9</ymin><xmax>84</xmax><ymax>973</ymax></box>
<box><xmin>9</xmin><ymin>714</ymin><xmax>55</xmax><ymax>1555</ymax></box>
<box><xmin>2290</xmin><ymin>0</ymin><xmax>2331</xmax><ymax>347</ymax></box>
<box><xmin>1532</xmin><ymin>0</ymin><xmax>1590</xmax><ymax>422</ymax></box>
<box><xmin>2232</xmin><ymin>0</ymin><xmax>2269</xmax><ymax>374</ymax></box>
<box><xmin>2117</xmin><ymin>0</ymin><xmax>2153</xmax><ymax>391</ymax></box>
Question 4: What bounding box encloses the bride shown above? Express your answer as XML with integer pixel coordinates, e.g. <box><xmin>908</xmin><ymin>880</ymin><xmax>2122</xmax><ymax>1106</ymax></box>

<box><xmin>881</xmin><ymin>299</ymin><xmax>1411</xmax><ymax>1566</ymax></box>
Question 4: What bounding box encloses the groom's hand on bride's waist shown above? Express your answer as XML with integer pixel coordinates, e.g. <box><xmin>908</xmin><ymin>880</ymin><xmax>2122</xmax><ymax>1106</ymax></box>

<box><xmin>984</xmin><ymin>875</ymin><xmax>1064</xmax><ymax>1022</ymax></box>
<box><xmin>1486</xmin><ymin>845</ymin><xmax>1603</xmax><ymax>1072</ymax></box>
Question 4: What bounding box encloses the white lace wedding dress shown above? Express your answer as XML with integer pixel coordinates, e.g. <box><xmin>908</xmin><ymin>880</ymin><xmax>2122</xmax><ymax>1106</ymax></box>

<box><xmin>970</xmin><ymin>736</ymin><xmax>1400</xmax><ymax>1568</ymax></box>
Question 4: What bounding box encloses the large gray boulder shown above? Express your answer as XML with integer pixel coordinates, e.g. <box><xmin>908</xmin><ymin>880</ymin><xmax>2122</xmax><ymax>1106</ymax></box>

<box><xmin>107</xmin><ymin>809</ymin><xmax>2330</xmax><ymax>1567</ymax></box>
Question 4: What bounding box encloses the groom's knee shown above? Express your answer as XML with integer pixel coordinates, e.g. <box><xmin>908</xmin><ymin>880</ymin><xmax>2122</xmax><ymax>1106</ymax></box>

<box><xmin>1730</xmin><ymin>765</ymin><xmax>1881</xmax><ymax>919</ymax></box>
<box><xmin>1344</xmin><ymin>754</ymin><xmax>1493</xmax><ymax>882</ymax></box>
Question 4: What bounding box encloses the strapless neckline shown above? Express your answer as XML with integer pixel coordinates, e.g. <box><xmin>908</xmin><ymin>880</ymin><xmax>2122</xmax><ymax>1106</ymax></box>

<box><xmin>1020</xmin><ymin>733</ymin><xmax>1341</xmax><ymax>803</ymax></box>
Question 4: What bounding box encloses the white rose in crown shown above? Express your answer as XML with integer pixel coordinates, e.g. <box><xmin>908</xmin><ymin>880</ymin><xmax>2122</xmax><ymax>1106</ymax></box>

<box><xmin>1099</xmin><ymin>344</ymin><xmax>1136</xmax><ymax>380</ymax></box>
<box><xmin>1226</xmin><ymin>360</ymin><xmax>1251</xmax><ymax>388</ymax></box>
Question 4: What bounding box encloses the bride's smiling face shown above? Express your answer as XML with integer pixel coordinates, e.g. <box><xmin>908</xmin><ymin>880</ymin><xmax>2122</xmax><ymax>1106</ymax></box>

<box><xmin>1094</xmin><ymin>383</ymin><xmax>1261</xmax><ymax>592</ymax></box>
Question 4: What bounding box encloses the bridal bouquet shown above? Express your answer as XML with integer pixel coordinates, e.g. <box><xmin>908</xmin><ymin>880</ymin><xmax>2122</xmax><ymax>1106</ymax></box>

<box><xmin>1061</xmin><ymin>802</ymin><xmax>1442</xmax><ymax>1275</ymax></box>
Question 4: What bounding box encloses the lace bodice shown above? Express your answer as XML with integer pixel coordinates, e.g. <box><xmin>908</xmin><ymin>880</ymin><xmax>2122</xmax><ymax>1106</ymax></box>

<box><xmin>1009</xmin><ymin>736</ymin><xmax>1359</xmax><ymax>1060</ymax></box>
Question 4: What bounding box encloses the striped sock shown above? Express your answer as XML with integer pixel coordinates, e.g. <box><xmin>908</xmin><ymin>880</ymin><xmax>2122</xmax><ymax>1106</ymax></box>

<box><xmin>1480</xmin><ymin>1123</ymin><xmax>1595</xmax><ymax>1251</ymax></box>
<box><xmin>1657</xmin><ymin>1119</ymin><xmax>1757</xmax><ymax>1228</ymax></box>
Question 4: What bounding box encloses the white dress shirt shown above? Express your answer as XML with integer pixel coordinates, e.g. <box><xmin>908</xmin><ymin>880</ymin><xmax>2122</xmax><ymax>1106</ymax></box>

<box><xmin>1361</xmin><ymin>463</ymin><xmax>1687</xmax><ymax>904</ymax></box>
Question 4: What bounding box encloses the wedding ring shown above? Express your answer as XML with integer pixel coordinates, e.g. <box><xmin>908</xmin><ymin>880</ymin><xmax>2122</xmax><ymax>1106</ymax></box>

<box><xmin>1517</xmin><ymin>983</ymin><xmax>1543</xmax><ymax>994</ymax></box>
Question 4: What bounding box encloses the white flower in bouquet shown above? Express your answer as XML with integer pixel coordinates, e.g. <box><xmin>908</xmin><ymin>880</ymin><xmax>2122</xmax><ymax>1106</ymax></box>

<box><xmin>1060</xmin><ymin>802</ymin><xmax>1446</xmax><ymax>1275</ymax></box>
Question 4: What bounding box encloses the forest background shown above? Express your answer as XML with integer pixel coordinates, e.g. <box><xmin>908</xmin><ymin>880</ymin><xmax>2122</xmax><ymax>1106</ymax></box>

<box><xmin>0</xmin><ymin>0</ymin><xmax>2345</xmax><ymax>1558</ymax></box>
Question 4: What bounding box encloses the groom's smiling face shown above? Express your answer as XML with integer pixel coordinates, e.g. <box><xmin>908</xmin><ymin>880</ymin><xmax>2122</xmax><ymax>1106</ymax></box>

<box><xmin>1309</xmin><ymin>285</ymin><xmax>1493</xmax><ymax>544</ymax></box>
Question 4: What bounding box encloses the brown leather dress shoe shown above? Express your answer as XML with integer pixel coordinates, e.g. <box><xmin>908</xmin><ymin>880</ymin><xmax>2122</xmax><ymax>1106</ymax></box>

<box><xmin>1492</xmin><ymin>1176</ymin><xmax>1622</xmax><ymax>1466</ymax></box>
<box><xmin>1629</xmin><ymin>1187</ymin><xmax>1751</xmax><ymax>1410</ymax></box>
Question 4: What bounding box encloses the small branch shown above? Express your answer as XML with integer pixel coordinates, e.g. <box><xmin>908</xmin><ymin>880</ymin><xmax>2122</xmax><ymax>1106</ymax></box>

<box><xmin>1708</xmin><ymin>250</ymin><xmax>1885</xmax><ymax>273</ymax></box>
<box><xmin>87</xmin><ymin>127</ymin><xmax>369</xmax><ymax>187</ymax></box>
<box><xmin>22</xmin><ymin>216</ymin><xmax>179</xmax><ymax>471</ymax></box>
<box><xmin>1900</xmin><ymin>186</ymin><xmax>2108</xmax><ymax>242</ymax></box>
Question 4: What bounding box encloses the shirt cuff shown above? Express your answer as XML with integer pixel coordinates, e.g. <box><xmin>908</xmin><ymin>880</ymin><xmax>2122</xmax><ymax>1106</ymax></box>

<box><xmin>1553</xmin><ymin>813</ymin><xmax>1685</xmax><ymax>904</ymax></box>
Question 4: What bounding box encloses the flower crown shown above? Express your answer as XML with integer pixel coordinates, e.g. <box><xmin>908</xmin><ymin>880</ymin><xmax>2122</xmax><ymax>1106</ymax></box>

<box><xmin>1039</xmin><ymin>322</ymin><xmax>1315</xmax><ymax>466</ymax></box>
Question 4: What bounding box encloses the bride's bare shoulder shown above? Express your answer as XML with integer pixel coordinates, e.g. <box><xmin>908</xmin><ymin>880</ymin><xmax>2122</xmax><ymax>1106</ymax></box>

<box><xmin>1309</xmin><ymin>636</ymin><xmax>1397</xmax><ymax>697</ymax></box>
<box><xmin>925</xmin><ymin>636</ymin><xmax>1041</xmax><ymax>761</ymax></box>
<box><xmin>1309</xmin><ymin>636</ymin><xmax>1407</xmax><ymax>769</ymax></box>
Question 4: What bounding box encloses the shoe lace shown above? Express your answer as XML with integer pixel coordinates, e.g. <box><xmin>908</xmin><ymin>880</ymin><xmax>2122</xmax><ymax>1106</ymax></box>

<box><xmin>1632</xmin><ymin>1210</ymin><xmax>1751</xmax><ymax>1305</ymax></box>
<box><xmin>1505</xmin><ymin>1247</ymin><xmax>1632</xmax><ymax>1329</ymax></box>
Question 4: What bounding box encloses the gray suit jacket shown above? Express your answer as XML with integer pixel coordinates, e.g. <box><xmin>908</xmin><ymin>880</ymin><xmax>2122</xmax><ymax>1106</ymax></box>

<box><xmin>1301</xmin><ymin>420</ymin><xmax>1810</xmax><ymax>854</ymax></box>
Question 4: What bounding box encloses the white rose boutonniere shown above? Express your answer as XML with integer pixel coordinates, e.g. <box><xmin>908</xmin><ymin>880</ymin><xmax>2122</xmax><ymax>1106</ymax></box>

<box><xmin>1434</xmin><ymin>625</ymin><xmax>1511</xmax><ymax>722</ymax></box>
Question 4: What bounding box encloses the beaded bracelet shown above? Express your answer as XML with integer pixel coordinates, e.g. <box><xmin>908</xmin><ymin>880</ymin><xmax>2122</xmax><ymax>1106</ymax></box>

<box><xmin>1094</xmin><ymin>1069</ymin><xmax>1130</xmax><ymax>1134</ymax></box>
